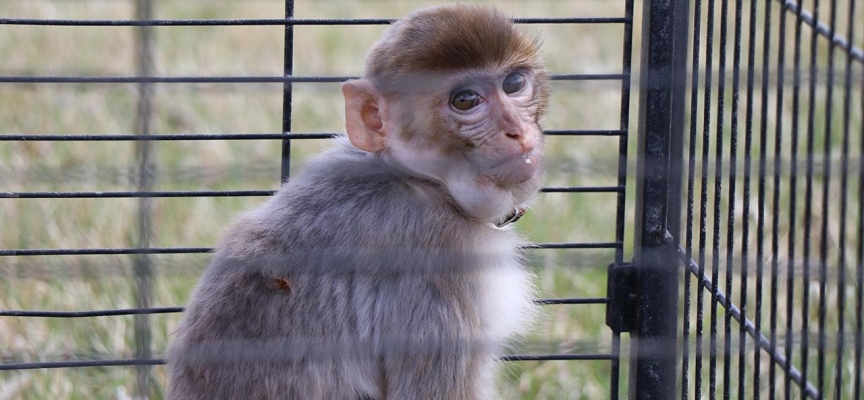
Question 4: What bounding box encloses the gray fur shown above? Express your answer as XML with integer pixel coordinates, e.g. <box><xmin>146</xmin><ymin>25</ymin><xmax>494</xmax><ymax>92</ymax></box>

<box><xmin>166</xmin><ymin>142</ymin><xmax>537</xmax><ymax>399</ymax></box>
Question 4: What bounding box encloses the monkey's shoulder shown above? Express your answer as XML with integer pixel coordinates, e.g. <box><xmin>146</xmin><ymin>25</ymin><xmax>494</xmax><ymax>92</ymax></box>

<box><xmin>216</xmin><ymin>145</ymin><xmax>478</xmax><ymax>257</ymax></box>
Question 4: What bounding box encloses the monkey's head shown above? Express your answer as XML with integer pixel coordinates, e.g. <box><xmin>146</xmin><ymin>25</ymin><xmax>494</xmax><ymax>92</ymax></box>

<box><xmin>343</xmin><ymin>4</ymin><xmax>549</xmax><ymax>224</ymax></box>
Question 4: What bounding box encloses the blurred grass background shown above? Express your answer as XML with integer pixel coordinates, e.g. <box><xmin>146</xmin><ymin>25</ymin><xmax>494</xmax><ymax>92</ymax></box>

<box><xmin>1</xmin><ymin>0</ymin><xmax>863</xmax><ymax>399</ymax></box>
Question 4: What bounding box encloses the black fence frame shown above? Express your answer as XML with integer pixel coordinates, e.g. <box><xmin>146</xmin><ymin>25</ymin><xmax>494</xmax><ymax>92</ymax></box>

<box><xmin>625</xmin><ymin>0</ymin><xmax>864</xmax><ymax>399</ymax></box>
<box><xmin>0</xmin><ymin>1</ymin><xmax>636</xmax><ymax>399</ymax></box>
<box><xmin>3</xmin><ymin>0</ymin><xmax>861</xmax><ymax>399</ymax></box>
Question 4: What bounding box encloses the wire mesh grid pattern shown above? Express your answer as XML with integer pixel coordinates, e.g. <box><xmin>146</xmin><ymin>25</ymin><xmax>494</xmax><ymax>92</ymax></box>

<box><xmin>0</xmin><ymin>1</ymin><xmax>634</xmax><ymax>398</ymax></box>
<box><xmin>676</xmin><ymin>0</ymin><xmax>863</xmax><ymax>398</ymax></box>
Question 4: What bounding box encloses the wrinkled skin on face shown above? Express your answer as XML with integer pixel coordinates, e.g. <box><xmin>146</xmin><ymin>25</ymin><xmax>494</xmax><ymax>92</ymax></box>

<box><xmin>377</xmin><ymin>68</ymin><xmax>545</xmax><ymax>223</ymax></box>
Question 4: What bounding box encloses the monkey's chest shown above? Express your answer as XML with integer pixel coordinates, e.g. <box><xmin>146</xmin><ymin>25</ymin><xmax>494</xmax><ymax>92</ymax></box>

<box><xmin>476</xmin><ymin>257</ymin><xmax>535</xmax><ymax>343</ymax></box>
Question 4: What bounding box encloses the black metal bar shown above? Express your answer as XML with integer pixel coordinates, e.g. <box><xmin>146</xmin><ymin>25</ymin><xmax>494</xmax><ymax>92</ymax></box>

<box><xmin>0</xmin><ymin>73</ymin><xmax>626</xmax><ymax>84</ymax></box>
<box><xmin>629</xmin><ymin>0</ymin><xmax>688</xmax><ymax>397</ymax></box>
<box><xmin>611</xmin><ymin>0</ymin><xmax>636</xmax><ymax>396</ymax></box>
<box><xmin>133</xmin><ymin>2</ymin><xmax>155</xmax><ymax>396</ymax></box>
<box><xmin>502</xmin><ymin>353</ymin><xmax>617</xmax><ymax>361</ymax></box>
<box><xmin>787</xmin><ymin>0</ymin><xmax>806</xmax><ymax>396</ymax></box>
<box><xmin>698</xmin><ymin>0</ymin><xmax>718</xmax><ymax>395</ymax></box>
<box><xmin>841</xmin><ymin>1</ymin><xmax>860</xmax><ymax>399</ymax></box>
<box><xmin>0</xmin><ymin>16</ymin><xmax>633</xmax><ymax>26</ymax></box>
<box><xmin>712</xmin><ymin>0</ymin><xmax>732</xmax><ymax>397</ymax></box>
<box><xmin>0</xmin><ymin>359</ymin><xmax>164</xmax><ymax>371</ymax></box>
<box><xmin>0</xmin><ymin>248</ymin><xmax>212</xmax><ymax>256</ymax></box>
<box><xmin>0</xmin><ymin>297</ymin><xmax>605</xmax><ymax>318</ymax></box>
<box><xmin>0</xmin><ymin>130</ymin><xmax>622</xmax><ymax>141</ymax></box>
<box><xmin>0</xmin><ymin>307</ymin><xmax>185</xmax><ymax>317</ymax></box>
<box><xmin>817</xmin><ymin>0</ymin><xmax>837</xmax><ymax>394</ymax></box>
<box><xmin>855</xmin><ymin>48</ymin><xmax>864</xmax><ymax>400</ymax></box>
<box><xmin>770</xmin><ymin>3</ymin><xmax>788</xmax><ymax>397</ymax></box>
<box><xmin>738</xmin><ymin>0</ymin><xmax>757</xmax><ymax>396</ymax></box>
<box><xmin>0</xmin><ymin>242</ymin><xmax>622</xmax><ymax>257</ymax></box>
<box><xmin>0</xmin><ymin>186</ymin><xmax>622</xmax><ymax>199</ymax></box>
<box><xmin>725</xmin><ymin>0</ymin><xmax>744</xmax><ymax>395</ymax></box>
<box><xmin>0</xmin><ymin>190</ymin><xmax>278</xmax><ymax>198</ymax></box>
<box><xmin>683</xmin><ymin>0</ymin><xmax>705</xmax><ymax>393</ymax></box>
<box><xmin>280</xmin><ymin>0</ymin><xmax>295</xmax><ymax>182</ymax></box>
<box><xmin>533</xmin><ymin>297</ymin><xmax>609</xmax><ymax>305</ymax></box>
<box><xmin>754</xmin><ymin>0</ymin><xmax>772</xmax><ymax>396</ymax></box>
<box><xmin>800</xmin><ymin>0</ymin><xmax>822</xmax><ymax>393</ymax></box>
<box><xmin>0</xmin><ymin>133</ymin><xmax>341</xmax><ymax>141</ymax></box>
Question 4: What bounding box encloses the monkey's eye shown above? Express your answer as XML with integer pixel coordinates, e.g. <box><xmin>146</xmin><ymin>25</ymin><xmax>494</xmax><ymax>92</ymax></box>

<box><xmin>502</xmin><ymin>72</ymin><xmax>526</xmax><ymax>94</ymax></box>
<box><xmin>451</xmin><ymin>90</ymin><xmax>481</xmax><ymax>111</ymax></box>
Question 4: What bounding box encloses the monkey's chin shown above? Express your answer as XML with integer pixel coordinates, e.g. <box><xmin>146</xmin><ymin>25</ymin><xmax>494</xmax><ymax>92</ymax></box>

<box><xmin>489</xmin><ymin>153</ymin><xmax>541</xmax><ymax>187</ymax></box>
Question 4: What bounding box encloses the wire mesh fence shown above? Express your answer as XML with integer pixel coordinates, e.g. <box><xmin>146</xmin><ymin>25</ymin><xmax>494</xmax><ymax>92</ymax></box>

<box><xmin>2</xmin><ymin>0</ymin><xmax>860</xmax><ymax>399</ymax></box>
<box><xmin>676</xmin><ymin>0</ymin><xmax>863</xmax><ymax>398</ymax></box>
<box><xmin>0</xmin><ymin>1</ymin><xmax>633</xmax><ymax>398</ymax></box>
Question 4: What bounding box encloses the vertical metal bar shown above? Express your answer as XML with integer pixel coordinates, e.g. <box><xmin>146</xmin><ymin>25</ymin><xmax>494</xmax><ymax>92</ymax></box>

<box><xmin>725</xmin><ymin>0</ymin><xmax>745</xmax><ymax>397</ymax></box>
<box><xmin>697</xmin><ymin>0</ymin><xmax>718</xmax><ymax>396</ymax></box>
<box><xmin>817</xmin><ymin>0</ymin><xmax>838</xmax><ymax>395</ymax></box>
<box><xmin>770</xmin><ymin>3</ymin><xmax>788</xmax><ymax>397</ymax></box>
<box><xmin>683</xmin><ymin>0</ymin><xmax>704</xmax><ymax>395</ymax></box>
<box><xmin>280</xmin><ymin>0</ymin><xmax>295</xmax><ymax>182</ymax></box>
<box><xmin>855</xmin><ymin>55</ymin><xmax>864</xmax><ymax>400</ymax></box>
<box><xmin>785</xmin><ymin>0</ymin><xmax>806</xmax><ymax>395</ymax></box>
<box><xmin>739</xmin><ymin>0</ymin><xmax>759</xmax><ymax>397</ymax></box>
<box><xmin>133</xmin><ymin>0</ymin><xmax>154</xmax><ymax>398</ymax></box>
<box><xmin>611</xmin><ymin>0</ymin><xmax>635</xmax><ymax>396</ymax></box>
<box><xmin>629</xmin><ymin>0</ymin><xmax>689</xmax><ymax>398</ymax></box>
<box><xmin>800</xmin><ymin>0</ymin><xmax>821</xmax><ymax>392</ymax></box>
<box><xmin>838</xmin><ymin>1</ymin><xmax>859</xmax><ymax>398</ymax></box>
<box><xmin>753</xmin><ymin>0</ymin><xmax>773</xmax><ymax>397</ymax></box>
<box><xmin>711</xmin><ymin>0</ymin><xmax>731</xmax><ymax>397</ymax></box>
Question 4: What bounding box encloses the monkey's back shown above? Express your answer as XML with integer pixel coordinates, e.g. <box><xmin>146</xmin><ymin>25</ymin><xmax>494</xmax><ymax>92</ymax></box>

<box><xmin>166</xmin><ymin>142</ymin><xmax>536</xmax><ymax>400</ymax></box>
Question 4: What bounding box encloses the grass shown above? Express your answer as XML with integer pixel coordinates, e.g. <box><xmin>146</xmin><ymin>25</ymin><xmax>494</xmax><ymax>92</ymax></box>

<box><xmin>1</xmin><ymin>0</ymin><xmax>862</xmax><ymax>399</ymax></box>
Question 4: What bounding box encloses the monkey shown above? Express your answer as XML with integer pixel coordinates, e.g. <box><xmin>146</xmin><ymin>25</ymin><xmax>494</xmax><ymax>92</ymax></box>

<box><xmin>167</xmin><ymin>4</ymin><xmax>549</xmax><ymax>399</ymax></box>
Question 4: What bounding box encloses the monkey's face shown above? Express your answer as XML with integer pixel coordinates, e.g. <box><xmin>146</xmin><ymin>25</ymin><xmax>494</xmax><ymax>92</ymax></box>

<box><xmin>438</xmin><ymin>68</ymin><xmax>545</xmax><ymax>189</ymax></box>
<box><xmin>387</xmin><ymin>67</ymin><xmax>547</xmax><ymax>191</ymax></box>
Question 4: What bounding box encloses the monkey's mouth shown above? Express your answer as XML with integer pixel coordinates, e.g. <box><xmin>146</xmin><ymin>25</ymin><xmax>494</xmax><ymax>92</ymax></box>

<box><xmin>488</xmin><ymin>151</ymin><xmax>541</xmax><ymax>186</ymax></box>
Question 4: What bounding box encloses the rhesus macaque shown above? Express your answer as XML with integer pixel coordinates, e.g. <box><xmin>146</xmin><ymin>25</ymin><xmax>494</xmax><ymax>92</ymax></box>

<box><xmin>167</xmin><ymin>4</ymin><xmax>548</xmax><ymax>399</ymax></box>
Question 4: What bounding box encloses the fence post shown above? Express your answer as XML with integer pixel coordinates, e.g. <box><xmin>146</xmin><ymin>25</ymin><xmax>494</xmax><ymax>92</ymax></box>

<box><xmin>629</xmin><ymin>0</ymin><xmax>690</xmax><ymax>398</ymax></box>
<box><xmin>133</xmin><ymin>0</ymin><xmax>155</xmax><ymax>398</ymax></box>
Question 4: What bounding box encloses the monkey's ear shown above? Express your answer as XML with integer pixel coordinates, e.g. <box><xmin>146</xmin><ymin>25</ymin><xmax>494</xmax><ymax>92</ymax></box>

<box><xmin>342</xmin><ymin>79</ymin><xmax>389</xmax><ymax>153</ymax></box>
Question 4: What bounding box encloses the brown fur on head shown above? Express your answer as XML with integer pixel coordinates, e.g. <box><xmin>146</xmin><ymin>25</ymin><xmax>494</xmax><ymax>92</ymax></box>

<box><xmin>365</xmin><ymin>5</ymin><xmax>547</xmax><ymax>93</ymax></box>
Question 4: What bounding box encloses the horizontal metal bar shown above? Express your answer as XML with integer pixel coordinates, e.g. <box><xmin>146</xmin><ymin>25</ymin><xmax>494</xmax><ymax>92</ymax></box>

<box><xmin>0</xmin><ymin>359</ymin><xmax>163</xmax><ymax>371</ymax></box>
<box><xmin>526</xmin><ymin>242</ymin><xmax>623</xmax><ymax>249</ymax></box>
<box><xmin>544</xmin><ymin>129</ymin><xmax>626</xmax><ymax>136</ymax></box>
<box><xmin>0</xmin><ymin>130</ymin><xmax>624</xmax><ymax>141</ymax></box>
<box><xmin>2</xmin><ymin>186</ymin><xmax>622</xmax><ymax>198</ymax></box>
<box><xmin>0</xmin><ymin>307</ymin><xmax>184</xmax><ymax>318</ymax></box>
<box><xmin>0</xmin><ymin>190</ymin><xmax>276</xmax><ymax>198</ymax></box>
<box><xmin>0</xmin><ymin>248</ymin><xmax>211</xmax><ymax>256</ymax></box>
<box><xmin>541</xmin><ymin>186</ymin><xmax>624</xmax><ymax>193</ymax></box>
<box><xmin>0</xmin><ymin>242</ymin><xmax>621</xmax><ymax>256</ymax></box>
<box><xmin>1</xmin><ymin>298</ymin><xmax>608</xmax><ymax>318</ymax></box>
<box><xmin>0</xmin><ymin>17</ymin><xmax>631</xmax><ymax>27</ymax></box>
<box><xmin>0</xmin><ymin>352</ymin><xmax>617</xmax><ymax>371</ymax></box>
<box><xmin>0</xmin><ymin>73</ymin><xmax>624</xmax><ymax>84</ymax></box>
<box><xmin>534</xmin><ymin>297</ymin><xmax>608</xmax><ymax>305</ymax></box>
<box><xmin>502</xmin><ymin>353</ymin><xmax>617</xmax><ymax>361</ymax></box>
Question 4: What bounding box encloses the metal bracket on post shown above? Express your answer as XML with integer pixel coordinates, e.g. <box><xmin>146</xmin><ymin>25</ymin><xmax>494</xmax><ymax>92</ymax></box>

<box><xmin>606</xmin><ymin>262</ymin><xmax>637</xmax><ymax>334</ymax></box>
